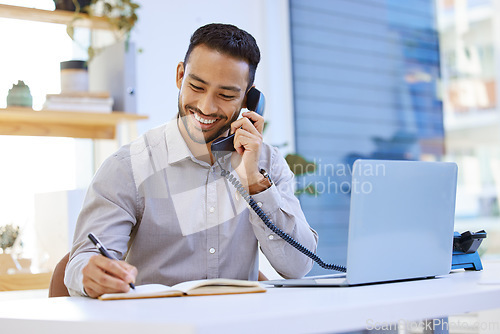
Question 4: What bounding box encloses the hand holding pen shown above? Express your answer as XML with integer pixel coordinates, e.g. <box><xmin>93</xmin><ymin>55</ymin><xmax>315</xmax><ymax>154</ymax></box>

<box><xmin>84</xmin><ymin>233</ymin><xmax>136</xmax><ymax>297</ymax></box>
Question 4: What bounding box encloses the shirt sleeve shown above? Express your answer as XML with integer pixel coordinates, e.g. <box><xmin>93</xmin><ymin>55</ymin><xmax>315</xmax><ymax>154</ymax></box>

<box><xmin>64</xmin><ymin>150</ymin><xmax>139</xmax><ymax>296</ymax></box>
<box><xmin>248</xmin><ymin>145</ymin><xmax>319</xmax><ymax>278</ymax></box>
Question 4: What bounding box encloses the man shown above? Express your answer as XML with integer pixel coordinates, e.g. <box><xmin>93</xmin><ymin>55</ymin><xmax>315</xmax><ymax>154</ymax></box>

<box><xmin>65</xmin><ymin>23</ymin><xmax>318</xmax><ymax>298</ymax></box>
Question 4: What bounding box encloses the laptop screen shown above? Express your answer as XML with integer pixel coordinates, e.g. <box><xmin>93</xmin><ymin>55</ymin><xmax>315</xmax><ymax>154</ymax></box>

<box><xmin>346</xmin><ymin>160</ymin><xmax>458</xmax><ymax>285</ymax></box>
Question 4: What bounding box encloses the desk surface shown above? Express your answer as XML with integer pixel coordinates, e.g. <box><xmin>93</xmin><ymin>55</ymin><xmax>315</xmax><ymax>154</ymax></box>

<box><xmin>1</xmin><ymin>261</ymin><xmax>499</xmax><ymax>334</ymax></box>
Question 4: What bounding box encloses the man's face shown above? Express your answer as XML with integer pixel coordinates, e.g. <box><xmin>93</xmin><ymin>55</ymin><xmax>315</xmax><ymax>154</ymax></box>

<box><xmin>176</xmin><ymin>44</ymin><xmax>250</xmax><ymax>145</ymax></box>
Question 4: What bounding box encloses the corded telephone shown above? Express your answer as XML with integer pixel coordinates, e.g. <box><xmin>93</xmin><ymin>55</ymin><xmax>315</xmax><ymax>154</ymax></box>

<box><xmin>211</xmin><ymin>87</ymin><xmax>346</xmax><ymax>272</ymax></box>
<box><xmin>211</xmin><ymin>87</ymin><xmax>266</xmax><ymax>152</ymax></box>
<box><xmin>452</xmin><ymin>230</ymin><xmax>486</xmax><ymax>271</ymax></box>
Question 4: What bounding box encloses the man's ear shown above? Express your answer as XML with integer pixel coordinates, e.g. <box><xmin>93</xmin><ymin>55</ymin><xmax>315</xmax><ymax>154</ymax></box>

<box><xmin>242</xmin><ymin>85</ymin><xmax>255</xmax><ymax>109</ymax></box>
<box><xmin>176</xmin><ymin>62</ymin><xmax>185</xmax><ymax>89</ymax></box>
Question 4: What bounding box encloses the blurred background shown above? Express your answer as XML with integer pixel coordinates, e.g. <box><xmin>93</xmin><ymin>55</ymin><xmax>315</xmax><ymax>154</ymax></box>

<box><xmin>0</xmin><ymin>0</ymin><xmax>498</xmax><ymax>286</ymax></box>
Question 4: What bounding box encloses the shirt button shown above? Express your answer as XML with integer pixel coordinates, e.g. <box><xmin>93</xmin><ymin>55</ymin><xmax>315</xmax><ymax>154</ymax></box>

<box><xmin>257</xmin><ymin>202</ymin><xmax>263</xmax><ymax>207</ymax></box>
<box><xmin>268</xmin><ymin>235</ymin><xmax>274</xmax><ymax>240</ymax></box>
<box><xmin>209</xmin><ymin>247</ymin><xmax>216</xmax><ymax>254</ymax></box>
<box><xmin>209</xmin><ymin>206</ymin><xmax>215</xmax><ymax>213</ymax></box>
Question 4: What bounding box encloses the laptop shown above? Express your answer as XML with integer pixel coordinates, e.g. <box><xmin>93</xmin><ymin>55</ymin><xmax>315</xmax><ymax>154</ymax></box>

<box><xmin>264</xmin><ymin>159</ymin><xmax>458</xmax><ymax>287</ymax></box>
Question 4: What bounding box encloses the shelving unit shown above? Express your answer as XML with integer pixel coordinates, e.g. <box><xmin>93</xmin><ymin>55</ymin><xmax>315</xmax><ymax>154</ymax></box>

<box><xmin>0</xmin><ymin>4</ymin><xmax>147</xmax><ymax>141</ymax></box>
<box><xmin>0</xmin><ymin>5</ymin><xmax>146</xmax><ymax>291</ymax></box>
<box><xmin>0</xmin><ymin>107</ymin><xmax>147</xmax><ymax>139</ymax></box>
<box><xmin>0</xmin><ymin>4</ymin><xmax>114</xmax><ymax>30</ymax></box>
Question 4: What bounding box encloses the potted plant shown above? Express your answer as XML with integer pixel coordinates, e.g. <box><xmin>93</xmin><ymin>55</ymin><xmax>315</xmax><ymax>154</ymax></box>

<box><xmin>0</xmin><ymin>224</ymin><xmax>21</xmax><ymax>275</ymax></box>
<box><xmin>54</xmin><ymin>0</ymin><xmax>140</xmax><ymax>60</ymax></box>
<box><xmin>54</xmin><ymin>0</ymin><xmax>92</xmax><ymax>12</ymax></box>
<box><xmin>0</xmin><ymin>224</ymin><xmax>20</xmax><ymax>254</ymax></box>
<box><xmin>285</xmin><ymin>154</ymin><xmax>318</xmax><ymax>196</ymax></box>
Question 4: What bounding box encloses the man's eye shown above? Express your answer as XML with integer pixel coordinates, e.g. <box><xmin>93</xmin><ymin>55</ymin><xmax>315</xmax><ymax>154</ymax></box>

<box><xmin>220</xmin><ymin>94</ymin><xmax>235</xmax><ymax>99</ymax></box>
<box><xmin>190</xmin><ymin>83</ymin><xmax>202</xmax><ymax>91</ymax></box>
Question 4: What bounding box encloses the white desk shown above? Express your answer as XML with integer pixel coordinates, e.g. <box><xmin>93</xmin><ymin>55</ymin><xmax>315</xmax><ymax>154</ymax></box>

<box><xmin>1</xmin><ymin>261</ymin><xmax>499</xmax><ymax>334</ymax></box>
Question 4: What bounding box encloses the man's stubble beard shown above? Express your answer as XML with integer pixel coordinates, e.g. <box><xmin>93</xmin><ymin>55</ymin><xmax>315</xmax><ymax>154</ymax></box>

<box><xmin>177</xmin><ymin>95</ymin><xmax>241</xmax><ymax>145</ymax></box>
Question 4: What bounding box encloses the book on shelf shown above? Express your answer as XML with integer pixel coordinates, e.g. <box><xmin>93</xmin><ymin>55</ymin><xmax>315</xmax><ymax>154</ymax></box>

<box><xmin>43</xmin><ymin>92</ymin><xmax>114</xmax><ymax>113</ymax></box>
<box><xmin>98</xmin><ymin>278</ymin><xmax>266</xmax><ymax>301</ymax></box>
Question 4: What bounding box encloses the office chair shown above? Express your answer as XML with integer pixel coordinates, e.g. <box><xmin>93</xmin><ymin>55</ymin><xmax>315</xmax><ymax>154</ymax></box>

<box><xmin>48</xmin><ymin>252</ymin><xmax>70</xmax><ymax>297</ymax></box>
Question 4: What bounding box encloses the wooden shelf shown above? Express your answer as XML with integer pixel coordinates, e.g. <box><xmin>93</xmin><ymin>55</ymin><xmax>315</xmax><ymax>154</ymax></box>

<box><xmin>0</xmin><ymin>107</ymin><xmax>148</xmax><ymax>139</ymax></box>
<box><xmin>0</xmin><ymin>272</ymin><xmax>52</xmax><ymax>291</ymax></box>
<box><xmin>0</xmin><ymin>4</ymin><xmax>114</xmax><ymax>30</ymax></box>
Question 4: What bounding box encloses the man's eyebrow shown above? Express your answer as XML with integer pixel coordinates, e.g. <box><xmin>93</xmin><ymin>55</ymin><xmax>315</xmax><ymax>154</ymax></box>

<box><xmin>188</xmin><ymin>74</ymin><xmax>241</xmax><ymax>93</ymax></box>
<box><xmin>188</xmin><ymin>74</ymin><xmax>208</xmax><ymax>85</ymax></box>
<box><xmin>219</xmin><ymin>85</ymin><xmax>241</xmax><ymax>93</ymax></box>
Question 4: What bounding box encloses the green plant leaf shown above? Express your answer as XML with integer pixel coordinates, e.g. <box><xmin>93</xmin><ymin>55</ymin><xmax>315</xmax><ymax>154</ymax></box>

<box><xmin>285</xmin><ymin>154</ymin><xmax>316</xmax><ymax>176</ymax></box>
<box><xmin>304</xmin><ymin>184</ymin><xmax>317</xmax><ymax>195</ymax></box>
<box><xmin>66</xmin><ymin>25</ymin><xmax>74</xmax><ymax>39</ymax></box>
<box><xmin>294</xmin><ymin>185</ymin><xmax>318</xmax><ymax>196</ymax></box>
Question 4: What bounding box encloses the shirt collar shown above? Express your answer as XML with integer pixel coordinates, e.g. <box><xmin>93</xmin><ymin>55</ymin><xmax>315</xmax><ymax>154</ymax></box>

<box><xmin>165</xmin><ymin>116</ymin><xmax>232</xmax><ymax>167</ymax></box>
<box><xmin>165</xmin><ymin>118</ymin><xmax>194</xmax><ymax>165</ymax></box>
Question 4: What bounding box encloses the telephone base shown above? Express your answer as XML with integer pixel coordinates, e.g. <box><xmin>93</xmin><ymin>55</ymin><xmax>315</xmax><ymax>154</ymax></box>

<box><xmin>451</xmin><ymin>230</ymin><xmax>485</xmax><ymax>271</ymax></box>
<box><xmin>451</xmin><ymin>251</ymin><xmax>483</xmax><ymax>271</ymax></box>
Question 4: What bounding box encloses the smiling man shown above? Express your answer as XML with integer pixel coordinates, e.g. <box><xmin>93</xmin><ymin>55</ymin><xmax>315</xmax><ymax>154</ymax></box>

<box><xmin>177</xmin><ymin>44</ymin><xmax>248</xmax><ymax>146</ymax></box>
<box><xmin>64</xmin><ymin>23</ymin><xmax>318</xmax><ymax>298</ymax></box>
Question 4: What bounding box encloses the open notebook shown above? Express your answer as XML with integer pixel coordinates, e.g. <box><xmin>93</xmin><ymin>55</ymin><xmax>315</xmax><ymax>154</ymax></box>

<box><xmin>99</xmin><ymin>278</ymin><xmax>266</xmax><ymax>300</ymax></box>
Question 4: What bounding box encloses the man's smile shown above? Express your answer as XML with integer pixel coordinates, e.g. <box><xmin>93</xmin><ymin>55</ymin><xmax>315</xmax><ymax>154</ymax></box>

<box><xmin>193</xmin><ymin>113</ymin><xmax>216</xmax><ymax>124</ymax></box>
<box><xmin>187</xmin><ymin>107</ymin><xmax>224</xmax><ymax>131</ymax></box>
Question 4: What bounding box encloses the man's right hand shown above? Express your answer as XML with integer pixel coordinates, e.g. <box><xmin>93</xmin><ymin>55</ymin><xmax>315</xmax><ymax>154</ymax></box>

<box><xmin>82</xmin><ymin>255</ymin><xmax>137</xmax><ymax>298</ymax></box>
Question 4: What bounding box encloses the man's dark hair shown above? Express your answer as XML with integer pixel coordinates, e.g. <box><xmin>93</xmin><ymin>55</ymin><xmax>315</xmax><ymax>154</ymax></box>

<box><xmin>183</xmin><ymin>23</ymin><xmax>261</xmax><ymax>90</ymax></box>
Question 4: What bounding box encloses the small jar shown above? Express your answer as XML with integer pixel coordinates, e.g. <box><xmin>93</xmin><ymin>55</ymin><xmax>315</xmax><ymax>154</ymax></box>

<box><xmin>60</xmin><ymin>60</ymin><xmax>88</xmax><ymax>93</ymax></box>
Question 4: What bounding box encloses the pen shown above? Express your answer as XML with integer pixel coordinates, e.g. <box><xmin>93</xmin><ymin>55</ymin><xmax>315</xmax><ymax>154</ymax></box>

<box><xmin>87</xmin><ymin>232</ymin><xmax>136</xmax><ymax>290</ymax></box>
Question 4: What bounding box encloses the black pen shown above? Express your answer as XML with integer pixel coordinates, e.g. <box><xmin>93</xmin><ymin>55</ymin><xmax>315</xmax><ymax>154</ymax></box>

<box><xmin>88</xmin><ymin>232</ymin><xmax>136</xmax><ymax>290</ymax></box>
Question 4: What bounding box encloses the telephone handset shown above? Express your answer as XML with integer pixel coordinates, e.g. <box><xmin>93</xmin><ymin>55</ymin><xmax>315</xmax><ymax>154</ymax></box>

<box><xmin>211</xmin><ymin>88</ymin><xmax>346</xmax><ymax>273</ymax></box>
<box><xmin>211</xmin><ymin>87</ymin><xmax>265</xmax><ymax>152</ymax></box>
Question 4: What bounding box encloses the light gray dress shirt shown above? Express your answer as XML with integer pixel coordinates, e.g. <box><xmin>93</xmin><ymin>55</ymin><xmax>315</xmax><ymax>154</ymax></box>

<box><xmin>64</xmin><ymin>120</ymin><xmax>318</xmax><ymax>296</ymax></box>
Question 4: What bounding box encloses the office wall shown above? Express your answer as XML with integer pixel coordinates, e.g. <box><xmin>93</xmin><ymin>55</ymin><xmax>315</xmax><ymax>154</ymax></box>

<box><xmin>131</xmin><ymin>0</ymin><xmax>296</xmax><ymax>153</ymax></box>
<box><xmin>289</xmin><ymin>0</ymin><xmax>444</xmax><ymax>274</ymax></box>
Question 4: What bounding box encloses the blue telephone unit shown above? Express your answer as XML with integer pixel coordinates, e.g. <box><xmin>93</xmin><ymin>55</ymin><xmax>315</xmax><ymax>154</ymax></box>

<box><xmin>211</xmin><ymin>87</ymin><xmax>346</xmax><ymax>272</ymax></box>
<box><xmin>451</xmin><ymin>230</ymin><xmax>486</xmax><ymax>271</ymax></box>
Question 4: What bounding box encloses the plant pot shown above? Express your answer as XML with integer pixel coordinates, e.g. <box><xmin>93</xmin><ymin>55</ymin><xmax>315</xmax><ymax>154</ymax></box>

<box><xmin>54</xmin><ymin>0</ymin><xmax>92</xmax><ymax>12</ymax></box>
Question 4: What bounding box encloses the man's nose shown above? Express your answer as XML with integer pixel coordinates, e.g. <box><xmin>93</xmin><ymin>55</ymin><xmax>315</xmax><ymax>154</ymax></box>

<box><xmin>198</xmin><ymin>94</ymin><xmax>217</xmax><ymax>115</ymax></box>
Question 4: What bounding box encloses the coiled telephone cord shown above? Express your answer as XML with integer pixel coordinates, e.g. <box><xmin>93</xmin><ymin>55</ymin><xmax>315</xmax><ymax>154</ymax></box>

<box><xmin>215</xmin><ymin>157</ymin><xmax>346</xmax><ymax>273</ymax></box>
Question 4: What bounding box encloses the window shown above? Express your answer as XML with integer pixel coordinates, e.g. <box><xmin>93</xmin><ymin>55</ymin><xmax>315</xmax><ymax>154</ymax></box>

<box><xmin>290</xmin><ymin>0</ymin><xmax>445</xmax><ymax>275</ymax></box>
<box><xmin>0</xmin><ymin>0</ymin><xmax>92</xmax><ymax>271</ymax></box>
<box><xmin>438</xmin><ymin>0</ymin><xmax>500</xmax><ymax>258</ymax></box>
